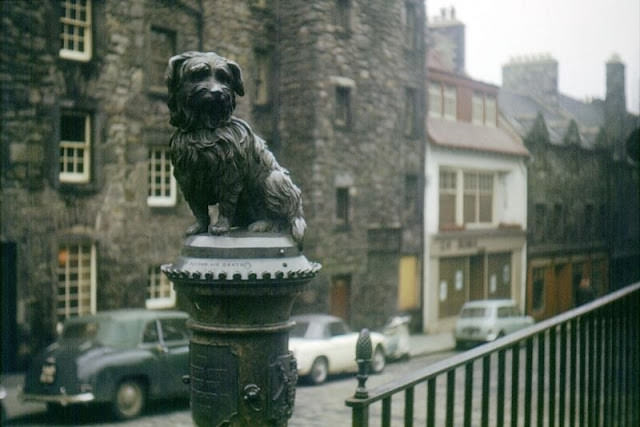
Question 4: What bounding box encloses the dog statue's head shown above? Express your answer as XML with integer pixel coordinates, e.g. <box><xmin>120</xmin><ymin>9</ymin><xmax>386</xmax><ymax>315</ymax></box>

<box><xmin>166</xmin><ymin>51</ymin><xmax>245</xmax><ymax>130</ymax></box>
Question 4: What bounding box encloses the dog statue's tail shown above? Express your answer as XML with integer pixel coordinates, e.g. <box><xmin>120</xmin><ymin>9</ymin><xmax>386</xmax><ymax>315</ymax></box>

<box><xmin>264</xmin><ymin>168</ymin><xmax>307</xmax><ymax>248</ymax></box>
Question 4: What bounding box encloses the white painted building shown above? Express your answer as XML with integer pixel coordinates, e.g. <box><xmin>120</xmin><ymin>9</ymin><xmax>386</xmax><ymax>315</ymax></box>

<box><xmin>421</xmin><ymin>66</ymin><xmax>529</xmax><ymax>333</ymax></box>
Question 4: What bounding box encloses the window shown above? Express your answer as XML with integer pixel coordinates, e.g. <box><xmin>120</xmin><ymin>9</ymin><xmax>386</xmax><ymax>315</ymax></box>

<box><xmin>531</xmin><ymin>268</ymin><xmax>544</xmax><ymax>311</ymax></box>
<box><xmin>147</xmin><ymin>147</ymin><xmax>176</xmax><ymax>207</ymax></box>
<box><xmin>143</xmin><ymin>321</ymin><xmax>159</xmax><ymax>343</ymax></box>
<box><xmin>439</xmin><ymin>169</ymin><xmax>457</xmax><ymax>227</ymax></box>
<box><xmin>550</xmin><ymin>203</ymin><xmax>564</xmax><ymax>241</ymax></box>
<box><xmin>534</xmin><ymin>203</ymin><xmax>546</xmax><ymax>242</ymax></box>
<box><xmin>404</xmin><ymin>88</ymin><xmax>419</xmax><ymax>136</ymax></box>
<box><xmin>472</xmin><ymin>93</ymin><xmax>484</xmax><ymax>125</ymax></box>
<box><xmin>59</xmin><ymin>112</ymin><xmax>91</xmax><ymax>183</ymax></box>
<box><xmin>428</xmin><ymin>83</ymin><xmax>442</xmax><ymax>118</ymax></box>
<box><xmin>463</xmin><ymin>172</ymin><xmax>493</xmax><ymax>224</ymax></box>
<box><xmin>160</xmin><ymin>318</ymin><xmax>189</xmax><ymax>342</ymax></box>
<box><xmin>328</xmin><ymin>321</ymin><xmax>349</xmax><ymax>337</ymax></box>
<box><xmin>335</xmin><ymin>86</ymin><xmax>351</xmax><ymax>128</ymax></box>
<box><xmin>149</xmin><ymin>27</ymin><xmax>176</xmax><ymax>92</ymax></box>
<box><xmin>57</xmin><ymin>243</ymin><xmax>96</xmax><ymax>321</ymax></box>
<box><xmin>485</xmin><ymin>96</ymin><xmax>497</xmax><ymax>127</ymax></box>
<box><xmin>146</xmin><ymin>265</ymin><xmax>176</xmax><ymax>309</ymax></box>
<box><xmin>254</xmin><ymin>51</ymin><xmax>270</xmax><ymax>106</ymax></box>
<box><xmin>584</xmin><ymin>204</ymin><xmax>594</xmax><ymax>239</ymax></box>
<box><xmin>443</xmin><ymin>85</ymin><xmax>456</xmax><ymax>120</ymax></box>
<box><xmin>59</xmin><ymin>0</ymin><xmax>92</xmax><ymax>61</ymax></box>
<box><xmin>335</xmin><ymin>0</ymin><xmax>351</xmax><ymax>32</ymax></box>
<box><xmin>404</xmin><ymin>174</ymin><xmax>419</xmax><ymax>220</ymax></box>
<box><xmin>405</xmin><ymin>2</ymin><xmax>418</xmax><ymax>51</ymax></box>
<box><xmin>336</xmin><ymin>187</ymin><xmax>350</xmax><ymax>226</ymax></box>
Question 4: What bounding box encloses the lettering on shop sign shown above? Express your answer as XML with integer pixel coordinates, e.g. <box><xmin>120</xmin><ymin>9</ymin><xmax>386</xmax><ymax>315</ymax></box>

<box><xmin>458</xmin><ymin>238</ymin><xmax>477</xmax><ymax>249</ymax></box>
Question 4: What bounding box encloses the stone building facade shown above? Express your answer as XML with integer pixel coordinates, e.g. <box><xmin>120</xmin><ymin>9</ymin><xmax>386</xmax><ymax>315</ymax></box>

<box><xmin>1</xmin><ymin>0</ymin><xmax>426</xmax><ymax>370</ymax></box>
<box><xmin>499</xmin><ymin>55</ymin><xmax>640</xmax><ymax>320</ymax></box>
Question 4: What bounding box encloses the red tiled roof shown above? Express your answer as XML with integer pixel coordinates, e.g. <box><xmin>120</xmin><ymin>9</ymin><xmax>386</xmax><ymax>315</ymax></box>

<box><xmin>428</xmin><ymin>117</ymin><xmax>530</xmax><ymax>157</ymax></box>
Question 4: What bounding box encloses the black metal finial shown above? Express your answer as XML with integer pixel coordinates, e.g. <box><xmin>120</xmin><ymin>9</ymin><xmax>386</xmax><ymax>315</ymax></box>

<box><xmin>354</xmin><ymin>328</ymin><xmax>372</xmax><ymax>398</ymax></box>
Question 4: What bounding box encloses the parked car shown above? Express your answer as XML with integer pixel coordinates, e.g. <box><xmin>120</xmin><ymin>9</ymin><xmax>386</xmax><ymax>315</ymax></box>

<box><xmin>20</xmin><ymin>309</ymin><xmax>190</xmax><ymax>420</ymax></box>
<box><xmin>454</xmin><ymin>300</ymin><xmax>534</xmax><ymax>349</ymax></box>
<box><xmin>289</xmin><ymin>314</ymin><xmax>387</xmax><ymax>385</ymax></box>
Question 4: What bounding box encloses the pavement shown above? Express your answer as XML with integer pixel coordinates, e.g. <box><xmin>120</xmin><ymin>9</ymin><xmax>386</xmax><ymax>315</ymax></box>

<box><xmin>408</xmin><ymin>331</ymin><xmax>455</xmax><ymax>357</ymax></box>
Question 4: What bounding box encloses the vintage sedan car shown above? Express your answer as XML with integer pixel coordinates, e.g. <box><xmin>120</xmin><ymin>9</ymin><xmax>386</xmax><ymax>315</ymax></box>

<box><xmin>289</xmin><ymin>314</ymin><xmax>387</xmax><ymax>385</ymax></box>
<box><xmin>21</xmin><ymin>309</ymin><xmax>190</xmax><ymax>420</ymax></box>
<box><xmin>454</xmin><ymin>299</ymin><xmax>534</xmax><ymax>349</ymax></box>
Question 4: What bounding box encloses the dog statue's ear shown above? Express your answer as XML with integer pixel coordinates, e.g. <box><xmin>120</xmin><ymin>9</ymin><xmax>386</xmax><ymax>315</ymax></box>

<box><xmin>166</xmin><ymin>52</ymin><xmax>200</xmax><ymax>127</ymax></box>
<box><xmin>226</xmin><ymin>60</ymin><xmax>245</xmax><ymax>97</ymax></box>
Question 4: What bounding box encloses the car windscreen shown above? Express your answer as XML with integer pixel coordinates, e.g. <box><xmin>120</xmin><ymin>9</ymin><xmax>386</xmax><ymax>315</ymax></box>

<box><xmin>460</xmin><ymin>307</ymin><xmax>487</xmax><ymax>318</ymax></box>
<box><xmin>61</xmin><ymin>319</ymin><xmax>140</xmax><ymax>348</ymax></box>
<box><xmin>290</xmin><ymin>321</ymin><xmax>309</xmax><ymax>338</ymax></box>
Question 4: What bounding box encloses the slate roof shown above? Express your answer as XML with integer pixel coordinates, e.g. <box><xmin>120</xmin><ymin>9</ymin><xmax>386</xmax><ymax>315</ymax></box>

<box><xmin>428</xmin><ymin>117</ymin><xmax>530</xmax><ymax>157</ymax></box>
<box><xmin>498</xmin><ymin>89</ymin><xmax>604</xmax><ymax>149</ymax></box>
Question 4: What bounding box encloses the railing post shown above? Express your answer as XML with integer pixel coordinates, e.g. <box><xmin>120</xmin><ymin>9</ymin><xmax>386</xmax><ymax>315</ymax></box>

<box><xmin>350</xmin><ymin>329</ymin><xmax>372</xmax><ymax>427</ymax></box>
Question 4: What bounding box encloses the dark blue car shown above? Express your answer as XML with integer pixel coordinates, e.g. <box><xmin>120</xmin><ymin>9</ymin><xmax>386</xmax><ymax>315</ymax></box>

<box><xmin>20</xmin><ymin>309</ymin><xmax>190</xmax><ymax>420</ymax></box>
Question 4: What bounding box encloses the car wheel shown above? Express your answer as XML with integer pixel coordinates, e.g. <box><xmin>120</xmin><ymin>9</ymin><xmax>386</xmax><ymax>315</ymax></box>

<box><xmin>46</xmin><ymin>402</ymin><xmax>66</xmax><ymax>417</ymax></box>
<box><xmin>371</xmin><ymin>346</ymin><xmax>386</xmax><ymax>374</ymax></box>
<box><xmin>309</xmin><ymin>357</ymin><xmax>329</xmax><ymax>385</ymax></box>
<box><xmin>112</xmin><ymin>379</ymin><xmax>146</xmax><ymax>420</ymax></box>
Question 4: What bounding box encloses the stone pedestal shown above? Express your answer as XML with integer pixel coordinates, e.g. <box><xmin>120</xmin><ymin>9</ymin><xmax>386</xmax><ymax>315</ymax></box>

<box><xmin>162</xmin><ymin>232</ymin><xmax>320</xmax><ymax>427</ymax></box>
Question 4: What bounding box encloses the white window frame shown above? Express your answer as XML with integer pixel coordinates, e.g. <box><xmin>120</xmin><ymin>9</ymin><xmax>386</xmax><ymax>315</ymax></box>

<box><xmin>146</xmin><ymin>265</ymin><xmax>176</xmax><ymax>309</ymax></box>
<box><xmin>439</xmin><ymin>168</ymin><xmax>496</xmax><ymax>229</ymax></box>
<box><xmin>463</xmin><ymin>171</ymin><xmax>494</xmax><ymax>226</ymax></box>
<box><xmin>472</xmin><ymin>92</ymin><xmax>484</xmax><ymax>125</ymax></box>
<box><xmin>59</xmin><ymin>113</ymin><xmax>91</xmax><ymax>184</ymax></box>
<box><xmin>428</xmin><ymin>83</ymin><xmax>442</xmax><ymax>118</ymax></box>
<box><xmin>147</xmin><ymin>147</ymin><xmax>177</xmax><ymax>207</ymax></box>
<box><xmin>59</xmin><ymin>0</ymin><xmax>92</xmax><ymax>62</ymax></box>
<box><xmin>443</xmin><ymin>85</ymin><xmax>457</xmax><ymax>121</ymax></box>
<box><xmin>485</xmin><ymin>96</ymin><xmax>497</xmax><ymax>127</ymax></box>
<box><xmin>57</xmin><ymin>243</ymin><xmax>97</xmax><ymax>321</ymax></box>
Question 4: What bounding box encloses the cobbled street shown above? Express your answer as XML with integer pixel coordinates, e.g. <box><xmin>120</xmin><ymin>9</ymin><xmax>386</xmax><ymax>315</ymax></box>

<box><xmin>3</xmin><ymin>352</ymin><xmax>454</xmax><ymax>427</ymax></box>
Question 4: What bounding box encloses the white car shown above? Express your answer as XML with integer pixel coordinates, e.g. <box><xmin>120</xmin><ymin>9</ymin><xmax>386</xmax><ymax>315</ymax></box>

<box><xmin>454</xmin><ymin>300</ymin><xmax>534</xmax><ymax>349</ymax></box>
<box><xmin>289</xmin><ymin>314</ymin><xmax>387</xmax><ymax>385</ymax></box>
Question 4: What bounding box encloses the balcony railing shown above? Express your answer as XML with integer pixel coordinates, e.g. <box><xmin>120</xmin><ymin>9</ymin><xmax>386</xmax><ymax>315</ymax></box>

<box><xmin>346</xmin><ymin>282</ymin><xmax>640</xmax><ymax>426</ymax></box>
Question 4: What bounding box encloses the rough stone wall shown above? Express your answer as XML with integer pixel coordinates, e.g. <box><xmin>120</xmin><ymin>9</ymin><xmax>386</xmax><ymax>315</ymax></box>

<box><xmin>278</xmin><ymin>0</ymin><xmax>426</xmax><ymax>328</ymax></box>
<box><xmin>1</xmin><ymin>0</ymin><xmax>201</xmax><ymax>357</ymax></box>
<box><xmin>1</xmin><ymin>0</ymin><xmax>426</xmax><ymax>356</ymax></box>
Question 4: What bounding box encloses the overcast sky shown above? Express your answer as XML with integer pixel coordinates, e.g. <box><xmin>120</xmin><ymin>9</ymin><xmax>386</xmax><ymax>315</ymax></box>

<box><xmin>427</xmin><ymin>0</ymin><xmax>640</xmax><ymax>113</ymax></box>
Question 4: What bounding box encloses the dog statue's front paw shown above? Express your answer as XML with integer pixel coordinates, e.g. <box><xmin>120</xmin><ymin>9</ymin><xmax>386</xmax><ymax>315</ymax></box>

<box><xmin>208</xmin><ymin>217</ymin><xmax>231</xmax><ymax>235</ymax></box>
<box><xmin>248</xmin><ymin>220</ymin><xmax>274</xmax><ymax>233</ymax></box>
<box><xmin>185</xmin><ymin>222</ymin><xmax>208</xmax><ymax>236</ymax></box>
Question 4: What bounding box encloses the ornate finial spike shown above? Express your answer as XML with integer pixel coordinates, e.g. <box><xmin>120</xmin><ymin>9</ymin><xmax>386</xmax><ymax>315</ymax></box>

<box><xmin>354</xmin><ymin>328</ymin><xmax>372</xmax><ymax>399</ymax></box>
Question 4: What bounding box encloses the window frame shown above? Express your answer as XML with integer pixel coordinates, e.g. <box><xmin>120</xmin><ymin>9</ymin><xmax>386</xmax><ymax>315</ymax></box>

<box><xmin>148</xmin><ymin>26</ymin><xmax>176</xmax><ymax>94</ymax></box>
<box><xmin>56</xmin><ymin>241</ymin><xmax>97</xmax><ymax>321</ymax></box>
<box><xmin>335</xmin><ymin>186</ymin><xmax>351</xmax><ymax>228</ymax></box>
<box><xmin>59</xmin><ymin>0</ymin><xmax>93</xmax><ymax>62</ymax></box>
<box><xmin>253</xmin><ymin>50</ymin><xmax>271</xmax><ymax>106</ymax></box>
<box><xmin>438</xmin><ymin>168</ymin><xmax>496</xmax><ymax>229</ymax></box>
<box><xmin>335</xmin><ymin>86</ymin><xmax>352</xmax><ymax>129</ymax></box>
<box><xmin>147</xmin><ymin>147</ymin><xmax>177</xmax><ymax>208</ymax></box>
<box><xmin>428</xmin><ymin>82</ymin><xmax>443</xmax><ymax>118</ymax></box>
<box><xmin>146</xmin><ymin>265</ymin><xmax>176</xmax><ymax>309</ymax></box>
<box><xmin>443</xmin><ymin>85</ymin><xmax>457</xmax><ymax>121</ymax></box>
<box><xmin>59</xmin><ymin>111</ymin><xmax>92</xmax><ymax>184</ymax></box>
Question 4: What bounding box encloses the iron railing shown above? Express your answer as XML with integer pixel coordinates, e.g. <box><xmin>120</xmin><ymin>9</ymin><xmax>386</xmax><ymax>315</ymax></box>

<box><xmin>346</xmin><ymin>282</ymin><xmax>640</xmax><ymax>426</ymax></box>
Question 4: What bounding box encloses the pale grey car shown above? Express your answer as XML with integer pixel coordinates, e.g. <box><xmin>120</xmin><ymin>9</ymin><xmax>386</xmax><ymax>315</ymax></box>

<box><xmin>454</xmin><ymin>300</ymin><xmax>534</xmax><ymax>349</ymax></box>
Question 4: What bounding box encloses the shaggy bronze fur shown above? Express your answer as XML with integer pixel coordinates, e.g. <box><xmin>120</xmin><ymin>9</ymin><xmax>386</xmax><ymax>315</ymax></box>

<box><xmin>166</xmin><ymin>51</ymin><xmax>306</xmax><ymax>244</ymax></box>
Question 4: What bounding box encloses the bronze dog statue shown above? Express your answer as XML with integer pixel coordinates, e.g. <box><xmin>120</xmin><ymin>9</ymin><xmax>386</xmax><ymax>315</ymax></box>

<box><xmin>166</xmin><ymin>51</ymin><xmax>306</xmax><ymax>244</ymax></box>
